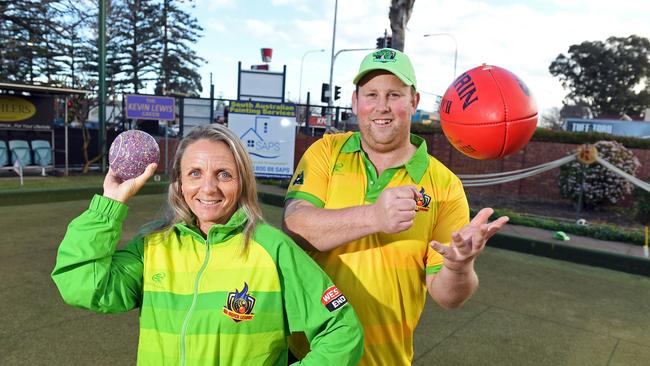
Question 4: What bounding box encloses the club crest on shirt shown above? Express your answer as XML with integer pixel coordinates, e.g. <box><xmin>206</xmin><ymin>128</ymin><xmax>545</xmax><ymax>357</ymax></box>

<box><xmin>292</xmin><ymin>171</ymin><xmax>304</xmax><ymax>185</ymax></box>
<box><xmin>321</xmin><ymin>285</ymin><xmax>348</xmax><ymax>312</ymax></box>
<box><xmin>223</xmin><ymin>282</ymin><xmax>256</xmax><ymax>322</ymax></box>
<box><xmin>332</xmin><ymin>162</ymin><xmax>344</xmax><ymax>174</ymax></box>
<box><xmin>416</xmin><ymin>187</ymin><xmax>431</xmax><ymax>212</ymax></box>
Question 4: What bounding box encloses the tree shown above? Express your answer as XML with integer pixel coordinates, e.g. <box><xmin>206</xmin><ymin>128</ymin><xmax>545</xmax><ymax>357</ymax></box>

<box><xmin>52</xmin><ymin>1</ymin><xmax>94</xmax><ymax>88</ymax></box>
<box><xmin>540</xmin><ymin>107</ymin><xmax>563</xmax><ymax>130</ymax></box>
<box><xmin>155</xmin><ymin>0</ymin><xmax>205</xmax><ymax>96</ymax></box>
<box><xmin>0</xmin><ymin>0</ymin><xmax>63</xmax><ymax>83</ymax></box>
<box><xmin>112</xmin><ymin>0</ymin><xmax>162</xmax><ymax>93</ymax></box>
<box><xmin>549</xmin><ymin>35</ymin><xmax>650</xmax><ymax>118</ymax></box>
<box><xmin>388</xmin><ymin>0</ymin><xmax>415</xmax><ymax>52</ymax></box>
<box><xmin>76</xmin><ymin>0</ymin><xmax>130</xmax><ymax>97</ymax></box>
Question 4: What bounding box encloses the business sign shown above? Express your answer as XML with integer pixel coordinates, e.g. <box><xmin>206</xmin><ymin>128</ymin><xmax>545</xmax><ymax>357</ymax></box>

<box><xmin>308</xmin><ymin>115</ymin><xmax>327</xmax><ymax>127</ymax></box>
<box><xmin>125</xmin><ymin>94</ymin><xmax>175</xmax><ymax>120</ymax></box>
<box><xmin>0</xmin><ymin>95</ymin><xmax>54</xmax><ymax>130</ymax></box>
<box><xmin>564</xmin><ymin>118</ymin><xmax>650</xmax><ymax>138</ymax></box>
<box><xmin>183</xmin><ymin>98</ymin><xmax>212</xmax><ymax>132</ymax></box>
<box><xmin>227</xmin><ymin>100</ymin><xmax>296</xmax><ymax>178</ymax></box>
<box><xmin>238</xmin><ymin>61</ymin><xmax>286</xmax><ymax>103</ymax></box>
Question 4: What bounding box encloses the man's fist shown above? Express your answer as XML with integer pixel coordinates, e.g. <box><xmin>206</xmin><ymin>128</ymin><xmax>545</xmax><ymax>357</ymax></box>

<box><xmin>372</xmin><ymin>186</ymin><xmax>421</xmax><ymax>234</ymax></box>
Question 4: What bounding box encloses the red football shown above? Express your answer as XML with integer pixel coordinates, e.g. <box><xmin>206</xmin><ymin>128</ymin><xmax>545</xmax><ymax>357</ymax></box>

<box><xmin>439</xmin><ymin>64</ymin><xmax>537</xmax><ymax>159</ymax></box>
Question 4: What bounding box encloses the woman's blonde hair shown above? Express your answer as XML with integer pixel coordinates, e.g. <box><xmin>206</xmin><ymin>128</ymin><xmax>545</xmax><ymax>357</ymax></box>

<box><xmin>164</xmin><ymin>124</ymin><xmax>263</xmax><ymax>252</ymax></box>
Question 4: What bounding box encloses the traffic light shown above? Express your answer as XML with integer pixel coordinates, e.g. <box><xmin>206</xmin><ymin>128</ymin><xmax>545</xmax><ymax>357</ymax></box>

<box><xmin>376</xmin><ymin>36</ymin><xmax>392</xmax><ymax>49</ymax></box>
<box><xmin>334</xmin><ymin>86</ymin><xmax>341</xmax><ymax>101</ymax></box>
<box><xmin>321</xmin><ymin>83</ymin><xmax>330</xmax><ymax>103</ymax></box>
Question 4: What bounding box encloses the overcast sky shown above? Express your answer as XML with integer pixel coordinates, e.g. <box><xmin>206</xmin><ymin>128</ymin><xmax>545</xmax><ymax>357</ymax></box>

<box><xmin>190</xmin><ymin>0</ymin><xmax>650</xmax><ymax>114</ymax></box>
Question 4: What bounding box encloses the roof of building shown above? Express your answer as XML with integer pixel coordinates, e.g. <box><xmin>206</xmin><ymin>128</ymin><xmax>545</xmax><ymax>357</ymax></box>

<box><xmin>0</xmin><ymin>82</ymin><xmax>90</xmax><ymax>96</ymax></box>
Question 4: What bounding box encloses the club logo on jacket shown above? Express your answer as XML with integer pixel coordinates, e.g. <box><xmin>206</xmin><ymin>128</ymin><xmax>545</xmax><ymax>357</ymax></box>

<box><xmin>321</xmin><ymin>285</ymin><xmax>348</xmax><ymax>312</ymax></box>
<box><xmin>292</xmin><ymin>171</ymin><xmax>304</xmax><ymax>185</ymax></box>
<box><xmin>223</xmin><ymin>282</ymin><xmax>256</xmax><ymax>322</ymax></box>
<box><xmin>416</xmin><ymin>187</ymin><xmax>431</xmax><ymax>212</ymax></box>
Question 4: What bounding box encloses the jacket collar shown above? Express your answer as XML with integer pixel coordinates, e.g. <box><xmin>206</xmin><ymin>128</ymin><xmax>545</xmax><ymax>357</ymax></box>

<box><xmin>174</xmin><ymin>208</ymin><xmax>247</xmax><ymax>244</ymax></box>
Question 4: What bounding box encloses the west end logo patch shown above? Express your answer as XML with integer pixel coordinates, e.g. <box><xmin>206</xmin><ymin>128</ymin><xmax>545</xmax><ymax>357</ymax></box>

<box><xmin>292</xmin><ymin>171</ymin><xmax>304</xmax><ymax>185</ymax></box>
<box><xmin>372</xmin><ymin>49</ymin><xmax>396</xmax><ymax>63</ymax></box>
<box><xmin>321</xmin><ymin>285</ymin><xmax>348</xmax><ymax>312</ymax></box>
<box><xmin>223</xmin><ymin>282</ymin><xmax>256</xmax><ymax>322</ymax></box>
<box><xmin>416</xmin><ymin>187</ymin><xmax>431</xmax><ymax>212</ymax></box>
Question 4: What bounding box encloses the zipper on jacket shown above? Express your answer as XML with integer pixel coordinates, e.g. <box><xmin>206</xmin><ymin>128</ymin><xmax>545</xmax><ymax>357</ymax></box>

<box><xmin>179</xmin><ymin>241</ymin><xmax>212</xmax><ymax>366</ymax></box>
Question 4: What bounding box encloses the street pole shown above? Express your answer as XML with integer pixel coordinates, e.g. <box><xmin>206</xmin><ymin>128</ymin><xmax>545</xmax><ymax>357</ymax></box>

<box><xmin>326</xmin><ymin>0</ymin><xmax>338</xmax><ymax>129</ymax></box>
<box><xmin>299</xmin><ymin>49</ymin><xmax>325</xmax><ymax>105</ymax></box>
<box><xmin>327</xmin><ymin>47</ymin><xmax>374</xmax><ymax>118</ymax></box>
<box><xmin>64</xmin><ymin>96</ymin><xmax>69</xmax><ymax>176</ymax></box>
<box><xmin>210</xmin><ymin>72</ymin><xmax>214</xmax><ymax>123</ymax></box>
<box><xmin>98</xmin><ymin>0</ymin><xmax>107</xmax><ymax>172</ymax></box>
<box><xmin>423</xmin><ymin>33</ymin><xmax>458</xmax><ymax>80</ymax></box>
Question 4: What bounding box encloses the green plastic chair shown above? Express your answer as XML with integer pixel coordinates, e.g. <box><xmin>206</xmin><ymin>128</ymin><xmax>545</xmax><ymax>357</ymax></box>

<box><xmin>31</xmin><ymin>140</ymin><xmax>52</xmax><ymax>166</ymax></box>
<box><xmin>8</xmin><ymin>139</ymin><xmax>32</xmax><ymax>166</ymax></box>
<box><xmin>0</xmin><ymin>140</ymin><xmax>8</xmax><ymax>167</ymax></box>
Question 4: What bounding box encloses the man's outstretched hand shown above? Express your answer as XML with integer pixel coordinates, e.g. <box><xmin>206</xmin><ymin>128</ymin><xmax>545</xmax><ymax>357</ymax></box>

<box><xmin>429</xmin><ymin>208</ymin><xmax>509</xmax><ymax>273</ymax></box>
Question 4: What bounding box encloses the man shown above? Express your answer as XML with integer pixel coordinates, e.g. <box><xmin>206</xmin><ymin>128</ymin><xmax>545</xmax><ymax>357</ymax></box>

<box><xmin>282</xmin><ymin>48</ymin><xmax>508</xmax><ymax>365</ymax></box>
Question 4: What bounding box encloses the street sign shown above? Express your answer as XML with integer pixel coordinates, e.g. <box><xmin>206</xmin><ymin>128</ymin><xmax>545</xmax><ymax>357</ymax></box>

<box><xmin>125</xmin><ymin>95</ymin><xmax>175</xmax><ymax>121</ymax></box>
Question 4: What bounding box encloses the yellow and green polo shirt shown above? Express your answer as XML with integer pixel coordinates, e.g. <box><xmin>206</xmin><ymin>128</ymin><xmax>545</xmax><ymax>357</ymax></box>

<box><xmin>52</xmin><ymin>195</ymin><xmax>363</xmax><ymax>365</ymax></box>
<box><xmin>286</xmin><ymin>131</ymin><xmax>469</xmax><ymax>366</ymax></box>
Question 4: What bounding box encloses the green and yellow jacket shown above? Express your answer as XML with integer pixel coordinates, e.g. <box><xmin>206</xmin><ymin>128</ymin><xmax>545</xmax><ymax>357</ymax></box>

<box><xmin>52</xmin><ymin>195</ymin><xmax>363</xmax><ymax>365</ymax></box>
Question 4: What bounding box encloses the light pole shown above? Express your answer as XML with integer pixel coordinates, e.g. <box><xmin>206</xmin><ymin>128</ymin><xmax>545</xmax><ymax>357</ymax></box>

<box><xmin>328</xmin><ymin>47</ymin><xmax>376</xmax><ymax>101</ymax></box>
<box><xmin>326</xmin><ymin>0</ymin><xmax>339</xmax><ymax>129</ymax></box>
<box><xmin>298</xmin><ymin>48</ymin><xmax>325</xmax><ymax>104</ymax></box>
<box><xmin>423</xmin><ymin>33</ymin><xmax>458</xmax><ymax>80</ymax></box>
<box><xmin>326</xmin><ymin>48</ymin><xmax>374</xmax><ymax>128</ymax></box>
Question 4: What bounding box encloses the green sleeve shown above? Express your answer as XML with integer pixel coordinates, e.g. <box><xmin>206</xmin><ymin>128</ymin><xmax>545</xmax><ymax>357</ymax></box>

<box><xmin>255</xmin><ymin>225</ymin><xmax>363</xmax><ymax>365</ymax></box>
<box><xmin>51</xmin><ymin>194</ymin><xmax>145</xmax><ymax>314</ymax></box>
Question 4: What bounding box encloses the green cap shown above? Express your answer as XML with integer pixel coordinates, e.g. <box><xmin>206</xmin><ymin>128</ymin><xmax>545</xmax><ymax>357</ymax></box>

<box><xmin>353</xmin><ymin>48</ymin><xmax>417</xmax><ymax>90</ymax></box>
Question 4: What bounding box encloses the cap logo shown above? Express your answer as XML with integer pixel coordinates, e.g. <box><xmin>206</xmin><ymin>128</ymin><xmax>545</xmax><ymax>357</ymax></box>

<box><xmin>372</xmin><ymin>49</ymin><xmax>397</xmax><ymax>63</ymax></box>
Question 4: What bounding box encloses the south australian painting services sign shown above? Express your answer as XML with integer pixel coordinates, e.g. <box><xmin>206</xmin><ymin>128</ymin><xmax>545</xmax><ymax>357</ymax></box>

<box><xmin>228</xmin><ymin>100</ymin><xmax>296</xmax><ymax>178</ymax></box>
<box><xmin>0</xmin><ymin>95</ymin><xmax>54</xmax><ymax>130</ymax></box>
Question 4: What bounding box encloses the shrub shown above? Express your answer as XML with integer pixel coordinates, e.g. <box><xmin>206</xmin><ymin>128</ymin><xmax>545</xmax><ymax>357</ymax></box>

<box><xmin>476</xmin><ymin>208</ymin><xmax>645</xmax><ymax>246</ymax></box>
<box><xmin>558</xmin><ymin>141</ymin><xmax>640</xmax><ymax>210</ymax></box>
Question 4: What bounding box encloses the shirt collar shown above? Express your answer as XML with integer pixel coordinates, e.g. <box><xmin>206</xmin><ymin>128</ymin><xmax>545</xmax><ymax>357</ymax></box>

<box><xmin>341</xmin><ymin>132</ymin><xmax>429</xmax><ymax>183</ymax></box>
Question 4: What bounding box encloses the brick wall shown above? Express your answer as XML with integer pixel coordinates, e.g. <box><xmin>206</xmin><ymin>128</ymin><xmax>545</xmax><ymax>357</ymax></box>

<box><xmin>155</xmin><ymin>137</ymin><xmax>178</xmax><ymax>174</ymax></box>
<box><xmin>293</xmin><ymin>132</ymin><xmax>650</xmax><ymax>206</ymax></box>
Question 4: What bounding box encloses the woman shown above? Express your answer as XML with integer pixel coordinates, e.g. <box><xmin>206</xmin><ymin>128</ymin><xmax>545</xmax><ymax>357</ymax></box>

<box><xmin>52</xmin><ymin>124</ymin><xmax>363</xmax><ymax>365</ymax></box>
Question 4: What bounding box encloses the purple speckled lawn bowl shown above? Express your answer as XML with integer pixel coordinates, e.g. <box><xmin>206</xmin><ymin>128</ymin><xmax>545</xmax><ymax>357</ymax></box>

<box><xmin>109</xmin><ymin>130</ymin><xmax>160</xmax><ymax>180</ymax></box>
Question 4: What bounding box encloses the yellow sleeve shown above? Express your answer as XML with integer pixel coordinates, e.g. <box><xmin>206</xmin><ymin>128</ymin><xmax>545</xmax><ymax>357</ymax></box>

<box><xmin>425</xmin><ymin>177</ymin><xmax>470</xmax><ymax>275</ymax></box>
<box><xmin>285</xmin><ymin>136</ymin><xmax>334</xmax><ymax>208</ymax></box>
